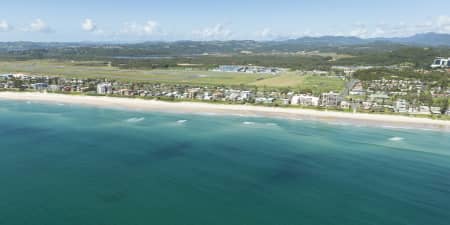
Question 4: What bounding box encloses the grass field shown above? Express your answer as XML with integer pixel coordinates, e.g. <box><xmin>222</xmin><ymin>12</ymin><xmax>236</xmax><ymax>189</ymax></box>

<box><xmin>252</xmin><ymin>75</ymin><xmax>345</xmax><ymax>94</ymax></box>
<box><xmin>0</xmin><ymin>60</ymin><xmax>345</xmax><ymax>92</ymax></box>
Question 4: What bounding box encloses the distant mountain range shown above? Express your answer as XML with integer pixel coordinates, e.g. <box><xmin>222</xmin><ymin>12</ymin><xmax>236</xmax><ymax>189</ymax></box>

<box><xmin>283</xmin><ymin>33</ymin><xmax>450</xmax><ymax>47</ymax></box>
<box><xmin>0</xmin><ymin>33</ymin><xmax>449</xmax><ymax>56</ymax></box>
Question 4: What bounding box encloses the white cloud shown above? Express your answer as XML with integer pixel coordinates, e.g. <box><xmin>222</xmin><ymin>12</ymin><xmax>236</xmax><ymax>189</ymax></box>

<box><xmin>143</xmin><ymin>20</ymin><xmax>159</xmax><ymax>34</ymax></box>
<box><xmin>350</xmin><ymin>28</ymin><xmax>370</xmax><ymax>38</ymax></box>
<box><xmin>256</xmin><ymin>28</ymin><xmax>275</xmax><ymax>40</ymax></box>
<box><xmin>25</xmin><ymin>19</ymin><xmax>51</xmax><ymax>33</ymax></box>
<box><xmin>120</xmin><ymin>20</ymin><xmax>160</xmax><ymax>36</ymax></box>
<box><xmin>192</xmin><ymin>24</ymin><xmax>232</xmax><ymax>40</ymax></box>
<box><xmin>82</xmin><ymin>18</ymin><xmax>97</xmax><ymax>32</ymax></box>
<box><xmin>0</xmin><ymin>20</ymin><xmax>12</xmax><ymax>32</ymax></box>
<box><xmin>259</xmin><ymin>28</ymin><xmax>272</xmax><ymax>37</ymax></box>
<box><xmin>372</xmin><ymin>27</ymin><xmax>386</xmax><ymax>37</ymax></box>
<box><xmin>437</xmin><ymin>16</ymin><xmax>450</xmax><ymax>33</ymax></box>
<box><xmin>349</xmin><ymin>22</ymin><xmax>374</xmax><ymax>38</ymax></box>
<box><xmin>346</xmin><ymin>16</ymin><xmax>450</xmax><ymax>38</ymax></box>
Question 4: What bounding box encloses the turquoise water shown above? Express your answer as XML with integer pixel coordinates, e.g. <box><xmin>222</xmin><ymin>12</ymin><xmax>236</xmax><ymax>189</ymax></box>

<box><xmin>1</xmin><ymin>100</ymin><xmax>450</xmax><ymax>225</ymax></box>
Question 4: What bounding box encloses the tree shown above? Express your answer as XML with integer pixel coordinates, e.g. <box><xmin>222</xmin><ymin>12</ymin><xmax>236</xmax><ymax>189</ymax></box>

<box><xmin>13</xmin><ymin>79</ymin><xmax>23</xmax><ymax>89</ymax></box>
<box><xmin>440</xmin><ymin>98</ymin><xmax>449</xmax><ymax>114</ymax></box>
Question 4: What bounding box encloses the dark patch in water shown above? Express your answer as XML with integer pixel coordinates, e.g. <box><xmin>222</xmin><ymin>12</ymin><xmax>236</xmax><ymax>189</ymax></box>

<box><xmin>0</xmin><ymin>124</ymin><xmax>51</xmax><ymax>136</ymax></box>
<box><xmin>284</xmin><ymin>128</ymin><xmax>313</xmax><ymax>137</ymax></box>
<box><xmin>96</xmin><ymin>191</ymin><xmax>128</xmax><ymax>204</ymax></box>
<box><xmin>121</xmin><ymin>141</ymin><xmax>193</xmax><ymax>166</ymax></box>
<box><xmin>217</xmin><ymin>143</ymin><xmax>243</xmax><ymax>153</ymax></box>
<box><xmin>267</xmin><ymin>153</ymin><xmax>319</xmax><ymax>184</ymax></box>
<box><xmin>268</xmin><ymin>159</ymin><xmax>304</xmax><ymax>183</ymax></box>
<box><xmin>151</xmin><ymin>141</ymin><xmax>192</xmax><ymax>161</ymax></box>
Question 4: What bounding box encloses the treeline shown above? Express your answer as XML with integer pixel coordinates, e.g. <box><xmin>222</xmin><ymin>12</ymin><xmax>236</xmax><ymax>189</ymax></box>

<box><xmin>0</xmin><ymin>42</ymin><xmax>449</xmax><ymax>70</ymax></box>
<box><xmin>336</xmin><ymin>47</ymin><xmax>450</xmax><ymax>68</ymax></box>
<box><xmin>354</xmin><ymin>68</ymin><xmax>448</xmax><ymax>89</ymax></box>
<box><xmin>111</xmin><ymin>55</ymin><xmax>332</xmax><ymax>70</ymax></box>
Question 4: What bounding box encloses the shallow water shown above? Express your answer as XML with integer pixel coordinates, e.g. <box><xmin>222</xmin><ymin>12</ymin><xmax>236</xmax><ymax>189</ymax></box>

<box><xmin>1</xmin><ymin>100</ymin><xmax>450</xmax><ymax>225</ymax></box>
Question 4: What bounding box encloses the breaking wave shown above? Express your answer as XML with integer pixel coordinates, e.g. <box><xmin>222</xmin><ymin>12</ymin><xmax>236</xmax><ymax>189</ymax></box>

<box><xmin>389</xmin><ymin>137</ymin><xmax>404</xmax><ymax>142</ymax></box>
<box><xmin>125</xmin><ymin>117</ymin><xmax>145</xmax><ymax>123</ymax></box>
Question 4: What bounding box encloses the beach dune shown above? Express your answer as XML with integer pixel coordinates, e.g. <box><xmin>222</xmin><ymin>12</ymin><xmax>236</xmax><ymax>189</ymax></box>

<box><xmin>1</xmin><ymin>92</ymin><xmax>449</xmax><ymax>131</ymax></box>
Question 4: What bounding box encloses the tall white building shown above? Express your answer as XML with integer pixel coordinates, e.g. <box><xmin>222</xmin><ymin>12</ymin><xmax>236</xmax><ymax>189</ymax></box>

<box><xmin>97</xmin><ymin>83</ymin><xmax>113</xmax><ymax>95</ymax></box>
<box><xmin>320</xmin><ymin>92</ymin><xmax>343</xmax><ymax>107</ymax></box>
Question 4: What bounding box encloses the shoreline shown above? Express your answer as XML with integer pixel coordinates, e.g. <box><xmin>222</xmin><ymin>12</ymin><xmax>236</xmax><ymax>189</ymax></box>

<box><xmin>1</xmin><ymin>92</ymin><xmax>450</xmax><ymax>132</ymax></box>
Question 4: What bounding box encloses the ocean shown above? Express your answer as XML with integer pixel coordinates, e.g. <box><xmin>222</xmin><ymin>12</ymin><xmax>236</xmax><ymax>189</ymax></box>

<box><xmin>1</xmin><ymin>100</ymin><xmax>450</xmax><ymax>225</ymax></box>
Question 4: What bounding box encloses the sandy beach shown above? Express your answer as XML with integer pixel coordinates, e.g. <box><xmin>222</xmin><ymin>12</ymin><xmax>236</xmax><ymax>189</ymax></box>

<box><xmin>1</xmin><ymin>91</ymin><xmax>450</xmax><ymax>131</ymax></box>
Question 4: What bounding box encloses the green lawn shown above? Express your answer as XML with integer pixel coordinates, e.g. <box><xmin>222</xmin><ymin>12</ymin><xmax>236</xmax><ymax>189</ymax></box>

<box><xmin>251</xmin><ymin>74</ymin><xmax>345</xmax><ymax>93</ymax></box>
<box><xmin>0</xmin><ymin>60</ymin><xmax>272</xmax><ymax>85</ymax></box>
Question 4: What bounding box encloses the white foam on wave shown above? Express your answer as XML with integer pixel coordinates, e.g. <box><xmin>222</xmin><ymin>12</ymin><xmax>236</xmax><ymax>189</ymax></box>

<box><xmin>382</xmin><ymin>125</ymin><xmax>410</xmax><ymax>130</ymax></box>
<box><xmin>242</xmin><ymin>121</ymin><xmax>256</xmax><ymax>125</ymax></box>
<box><xmin>176</xmin><ymin>120</ymin><xmax>188</xmax><ymax>124</ymax></box>
<box><xmin>389</xmin><ymin>137</ymin><xmax>404</xmax><ymax>142</ymax></box>
<box><xmin>125</xmin><ymin>117</ymin><xmax>145</xmax><ymax>123</ymax></box>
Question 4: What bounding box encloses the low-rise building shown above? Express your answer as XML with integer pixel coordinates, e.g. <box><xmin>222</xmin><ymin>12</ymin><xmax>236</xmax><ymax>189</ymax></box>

<box><xmin>291</xmin><ymin>95</ymin><xmax>320</xmax><ymax>107</ymax></box>
<box><xmin>282</xmin><ymin>99</ymin><xmax>290</xmax><ymax>105</ymax></box>
<box><xmin>31</xmin><ymin>83</ymin><xmax>48</xmax><ymax>91</ymax></box>
<box><xmin>340</xmin><ymin>101</ymin><xmax>351</xmax><ymax>110</ymax></box>
<box><xmin>349</xmin><ymin>82</ymin><xmax>365</xmax><ymax>96</ymax></box>
<box><xmin>47</xmin><ymin>85</ymin><xmax>61</xmax><ymax>92</ymax></box>
<box><xmin>430</xmin><ymin>107</ymin><xmax>442</xmax><ymax>115</ymax></box>
<box><xmin>362</xmin><ymin>101</ymin><xmax>373</xmax><ymax>110</ymax></box>
<box><xmin>410</xmin><ymin>106</ymin><xmax>432</xmax><ymax>115</ymax></box>
<box><xmin>369</xmin><ymin>93</ymin><xmax>390</xmax><ymax>103</ymax></box>
<box><xmin>255</xmin><ymin>97</ymin><xmax>274</xmax><ymax>104</ymax></box>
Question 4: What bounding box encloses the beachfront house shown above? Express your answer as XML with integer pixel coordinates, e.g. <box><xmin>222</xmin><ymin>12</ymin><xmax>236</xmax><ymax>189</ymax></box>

<box><xmin>31</xmin><ymin>83</ymin><xmax>48</xmax><ymax>91</ymax></box>
<box><xmin>394</xmin><ymin>99</ymin><xmax>409</xmax><ymax>113</ymax></box>
<box><xmin>240</xmin><ymin>91</ymin><xmax>253</xmax><ymax>101</ymax></box>
<box><xmin>340</xmin><ymin>101</ymin><xmax>351</xmax><ymax>110</ymax></box>
<box><xmin>430</xmin><ymin>107</ymin><xmax>442</xmax><ymax>115</ymax></box>
<box><xmin>291</xmin><ymin>95</ymin><xmax>320</xmax><ymax>107</ymax></box>
<box><xmin>410</xmin><ymin>106</ymin><xmax>432</xmax><ymax>115</ymax></box>
<box><xmin>187</xmin><ymin>88</ymin><xmax>201</xmax><ymax>99</ymax></box>
<box><xmin>362</xmin><ymin>101</ymin><xmax>373</xmax><ymax>110</ymax></box>
<box><xmin>255</xmin><ymin>97</ymin><xmax>274</xmax><ymax>104</ymax></box>
<box><xmin>47</xmin><ymin>85</ymin><xmax>61</xmax><ymax>92</ymax></box>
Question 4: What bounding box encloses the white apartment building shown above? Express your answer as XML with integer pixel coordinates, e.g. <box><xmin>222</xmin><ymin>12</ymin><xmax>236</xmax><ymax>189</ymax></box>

<box><xmin>97</xmin><ymin>83</ymin><xmax>113</xmax><ymax>95</ymax></box>
<box><xmin>320</xmin><ymin>92</ymin><xmax>343</xmax><ymax>107</ymax></box>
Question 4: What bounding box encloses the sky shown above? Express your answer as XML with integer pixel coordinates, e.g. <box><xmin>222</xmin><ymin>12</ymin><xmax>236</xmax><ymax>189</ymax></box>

<box><xmin>0</xmin><ymin>0</ymin><xmax>449</xmax><ymax>42</ymax></box>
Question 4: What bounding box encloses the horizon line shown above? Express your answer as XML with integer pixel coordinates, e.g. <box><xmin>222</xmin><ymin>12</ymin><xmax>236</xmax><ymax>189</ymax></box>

<box><xmin>0</xmin><ymin>32</ymin><xmax>449</xmax><ymax>44</ymax></box>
